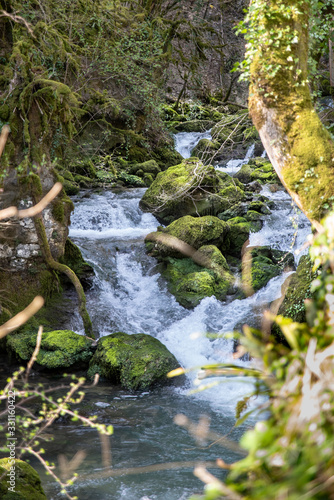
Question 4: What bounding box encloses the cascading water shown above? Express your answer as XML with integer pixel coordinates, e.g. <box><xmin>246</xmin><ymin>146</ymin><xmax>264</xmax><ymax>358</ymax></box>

<box><xmin>39</xmin><ymin>131</ymin><xmax>311</xmax><ymax>499</ymax></box>
<box><xmin>173</xmin><ymin>130</ymin><xmax>212</xmax><ymax>158</ymax></box>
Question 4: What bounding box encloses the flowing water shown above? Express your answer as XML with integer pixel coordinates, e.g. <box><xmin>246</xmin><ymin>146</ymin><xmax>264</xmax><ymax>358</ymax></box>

<box><xmin>36</xmin><ymin>133</ymin><xmax>311</xmax><ymax>499</ymax></box>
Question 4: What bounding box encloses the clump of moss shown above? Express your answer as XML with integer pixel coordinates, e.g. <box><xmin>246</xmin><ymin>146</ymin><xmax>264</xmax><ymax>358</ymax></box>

<box><xmin>6</xmin><ymin>329</ymin><xmax>94</xmax><ymax>369</ymax></box>
<box><xmin>87</xmin><ymin>332</ymin><xmax>180</xmax><ymax>390</ymax></box>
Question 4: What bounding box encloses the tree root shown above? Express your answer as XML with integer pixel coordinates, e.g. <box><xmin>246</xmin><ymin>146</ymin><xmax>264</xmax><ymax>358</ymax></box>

<box><xmin>33</xmin><ymin>214</ymin><xmax>94</xmax><ymax>338</ymax></box>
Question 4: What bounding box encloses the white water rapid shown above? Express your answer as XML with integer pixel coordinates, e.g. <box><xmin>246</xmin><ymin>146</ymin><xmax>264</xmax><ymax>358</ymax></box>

<box><xmin>40</xmin><ymin>131</ymin><xmax>312</xmax><ymax>500</ymax></box>
<box><xmin>68</xmin><ymin>132</ymin><xmax>311</xmax><ymax>413</ymax></box>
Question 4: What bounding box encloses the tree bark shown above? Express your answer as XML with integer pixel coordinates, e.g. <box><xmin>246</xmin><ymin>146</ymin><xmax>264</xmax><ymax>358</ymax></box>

<box><xmin>248</xmin><ymin>0</ymin><xmax>334</xmax><ymax>228</ymax></box>
<box><xmin>330</xmin><ymin>29</ymin><xmax>334</xmax><ymax>88</ymax></box>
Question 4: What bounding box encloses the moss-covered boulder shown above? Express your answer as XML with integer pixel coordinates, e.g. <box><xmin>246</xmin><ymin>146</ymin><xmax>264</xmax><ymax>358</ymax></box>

<box><xmin>243</xmin><ymin>247</ymin><xmax>295</xmax><ymax>293</ymax></box>
<box><xmin>87</xmin><ymin>332</ymin><xmax>180</xmax><ymax>390</ymax></box>
<box><xmin>163</xmin><ymin>249</ymin><xmax>234</xmax><ymax>308</ymax></box>
<box><xmin>146</xmin><ymin>216</ymin><xmax>230</xmax><ymax>258</ymax></box>
<box><xmin>129</xmin><ymin>160</ymin><xmax>161</xmax><ymax>178</ymax></box>
<box><xmin>139</xmin><ymin>159</ymin><xmax>245</xmax><ymax>225</ymax></box>
<box><xmin>6</xmin><ymin>330</ymin><xmax>94</xmax><ymax>369</ymax></box>
<box><xmin>272</xmin><ymin>255</ymin><xmax>315</xmax><ymax>343</ymax></box>
<box><xmin>59</xmin><ymin>238</ymin><xmax>94</xmax><ymax>289</ymax></box>
<box><xmin>234</xmin><ymin>158</ymin><xmax>280</xmax><ymax>185</ymax></box>
<box><xmin>0</xmin><ymin>458</ymin><xmax>47</xmax><ymax>500</ymax></box>
<box><xmin>234</xmin><ymin>164</ymin><xmax>253</xmax><ymax>184</ymax></box>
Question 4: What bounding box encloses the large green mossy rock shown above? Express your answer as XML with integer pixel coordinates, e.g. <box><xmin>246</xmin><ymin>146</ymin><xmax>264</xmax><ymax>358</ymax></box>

<box><xmin>163</xmin><ymin>249</ymin><xmax>234</xmax><ymax>308</ymax></box>
<box><xmin>0</xmin><ymin>458</ymin><xmax>47</xmax><ymax>499</ymax></box>
<box><xmin>174</xmin><ymin>120</ymin><xmax>214</xmax><ymax>132</ymax></box>
<box><xmin>87</xmin><ymin>332</ymin><xmax>180</xmax><ymax>390</ymax></box>
<box><xmin>146</xmin><ymin>216</ymin><xmax>230</xmax><ymax>258</ymax></box>
<box><xmin>139</xmin><ymin>159</ymin><xmax>245</xmax><ymax>225</ymax></box>
<box><xmin>6</xmin><ymin>330</ymin><xmax>94</xmax><ymax>369</ymax></box>
<box><xmin>243</xmin><ymin>247</ymin><xmax>295</xmax><ymax>293</ymax></box>
<box><xmin>272</xmin><ymin>255</ymin><xmax>315</xmax><ymax>342</ymax></box>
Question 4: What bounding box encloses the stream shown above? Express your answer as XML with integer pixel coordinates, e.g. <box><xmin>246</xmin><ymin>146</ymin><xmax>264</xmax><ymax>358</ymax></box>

<box><xmin>37</xmin><ymin>132</ymin><xmax>310</xmax><ymax>499</ymax></box>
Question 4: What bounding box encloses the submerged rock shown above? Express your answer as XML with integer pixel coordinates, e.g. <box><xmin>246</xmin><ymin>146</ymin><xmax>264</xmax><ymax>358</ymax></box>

<box><xmin>139</xmin><ymin>159</ymin><xmax>245</xmax><ymax>225</ymax></box>
<box><xmin>6</xmin><ymin>330</ymin><xmax>94</xmax><ymax>370</ymax></box>
<box><xmin>0</xmin><ymin>458</ymin><xmax>47</xmax><ymax>499</ymax></box>
<box><xmin>87</xmin><ymin>332</ymin><xmax>180</xmax><ymax>390</ymax></box>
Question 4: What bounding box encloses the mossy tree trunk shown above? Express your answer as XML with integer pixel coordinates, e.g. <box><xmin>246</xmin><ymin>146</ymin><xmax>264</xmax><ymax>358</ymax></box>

<box><xmin>248</xmin><ymin>0</ymin><xmax>334</xmax><ymax>227</ymax></box>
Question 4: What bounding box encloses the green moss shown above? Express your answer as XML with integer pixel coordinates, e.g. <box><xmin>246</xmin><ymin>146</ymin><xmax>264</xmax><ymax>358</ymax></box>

<box><xmin>60</xmin><ymin>238</ymin><xmax>94</xmax><ymax>285</ymax></box>
<box><xmin>248</xmin><ymin>200</ymin><xmax>271</xmax><ymax>215</ymax></box>
<box><xmin>227</xmin><ymin>221</ymin><xmax>251</xmax><ymax>257</ymax></box>
<box><xmin>273</xmin><ymin>255</ymin><xmax>315</xmax><ymax>344</ymax></box>
<box><xmin>0</xmin><ymin>458</ymin><xmax>47</xmax><ymax>500</ymax></box>
<box><xmin>6</xmin><ymin>329</ymin><xmax>94</xmax><ymax>369</ymax></box>
<box><xmin>218</xmin><ymin>184</ymin><xmax>246</xmax><ymax>212</ymax></box>
<box><xmin>243</xmin><ymin>247</ymin><xmax>295</xmax><ymax>293</ymax></box>
<box><xmin>63</xmin><ymin>178</ymin><xmax>79</xmax><ymax>195</ymax></box>
<box><xmin>161</xmin><ymin>215</ymin><xmax>230</xmax><ymax>254</ymax></box>
<box><xmin>140</xmin><ymin>159</ymin><xmax>242</xmax><ymax>224</ymax></box>
<box><xmin>118</xmin><ymin>171</ymin><xmax>145</xmax><ymax>187</ymax></box>
<box><xmin>87</xmin><ymin>332</ymin><xmax>180</xmax><ymax>390</ymax></box>
<box><xmin>51</xmin><ymin>199</ymin><xmax>65</xmax><ymax>223</ymax></box>
<box><xmin>283</xmin><ymin>108</ymin><xmax>334</xmax><ymax>220</ymax></box>
<box><xmin>130</xmin><ymin>160</ymin><xmax>161</xmax><ymax>176</ymax></box>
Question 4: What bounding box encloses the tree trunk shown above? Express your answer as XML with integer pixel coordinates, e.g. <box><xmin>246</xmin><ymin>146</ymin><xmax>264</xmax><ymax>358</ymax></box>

<box><xmin>330</xmin><ymin>29</ymin><xmax>334</xmax><ymax>88</ymax></box>
<box><xmin>248</xmin><ymin>0</ymin><xmax>334</xmax><ymax>227</ymax></box>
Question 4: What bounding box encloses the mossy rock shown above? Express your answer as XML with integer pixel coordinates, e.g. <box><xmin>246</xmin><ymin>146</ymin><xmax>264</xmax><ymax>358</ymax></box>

<box><xmin>73</xmin><ymin>174</ymin><xmax>95</xmax><ymax>188</ymax></box>
<box><xmin>139</xmin><ymin>159</ymin><xmax>244</xmax><ymax>224</ymax></box>
<box><xmin>218</xmin><ymin>184</ymin><xmax>246</xmax><ymax>212</ymax></box>
<box><xmin>59</xmin><ymin>238</ymin><xmax>94</xmax><ymax>288</ymax></box>
<box><xmin>6</xmin><ymin>330</ymin><xmax>94</xmax><ymax>369</ymax></box>
<box><xmin>234</xmin><ymin>164</ymin><xmax>253</xmax><ymax>184</ymax></box>
<box><xmin>272</xmin><ymin>255</ymin><xmax>315</xmax><ymax>342</ymax></box>
<box><xmin>174</xmin><ymin>120</ymin><xmax>214</xmax><ymax>132</ymax></box>
<box><xmin>172</xmin><ymin>270</ymin><xmax>216</xmax><ymax>308</ymax></box>
<box><xmin>118</xmin><ymin>172</ymin><xmax>145</xmax><ymax>187</ymax></box>
<box><xmin>63</xmin><ymin>178</ymin><xmax>80</xmax><ymax>195</ymax></box>
<box><xmin>152</xmin><ymin>146</ymin><xmax>183</xmax><ymax>170</ymax></box>
<box><xmin>146</xmin><ymin>215</ymin><xmax>230</xmax><ymax>259</ymax></box>
<box><xmin>0</xmin><ymin>458</ymin><xmax>47</xmax><ymax>499</ymax></box>
<box><xmin>248</xmin><ymin>200</ymin><xmax>271</xmax><ymax>215</ymax></box>
<box><xmin>87</xmin><ymin>332</ymin><xmax>180</xmax><ymax>390</ymax></box>
<box><xmin>163</xmin><ymin>250</ymin><xmax>234</xmax><ymax>308</ymax></box>
<box><xmin>130</xmin><ymin>160</ymin><xmax>161</xmax><ymax>177</ymax></box>
<box><xmin>243</xmin><ymin>247</ymin><xmax>295</xmax><ymax>293</ymax></box>
<box><xmin>191</xmin><ymin>139</ymin><xmax>217</xmax><ymax>164</ymax></box>
<box><xmin>127</xmin><ymin>146</ymin><xmax>151</xmax><ymax>163</ymax></box>
<box><xmin>218</xmin><ymin>201</ymin><xmax>249</xmax><ymax>221</ymax></box>
<box><xmin>227</xmin><ymin>221</ymin><xmax>251</xmax><ymax>257</ymax></box>
<box><xmin>245</xmin><ymin>210</ymin><xmax>263</xmax><ymax>222</ymax></box>
<box><xmin>244</xmin><ymin>157</ymin><xmax>280</xmax><ymax>184</ymax></box>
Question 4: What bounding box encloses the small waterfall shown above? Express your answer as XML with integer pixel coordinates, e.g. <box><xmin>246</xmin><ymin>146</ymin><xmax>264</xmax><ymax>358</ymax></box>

<box><xmin>174</xmin><ymin>130</ymin><xmax>212</xmax><ymax>158</ymax></box>
<box><xmin>69</xmin><ymin>183</ymin><xmax>310</xmax><ymax>411</ymax></box>
<box><xmin>216</xmin><ymin>143</ymin><xmax>255</xmax><ymax>175</ymax></box>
